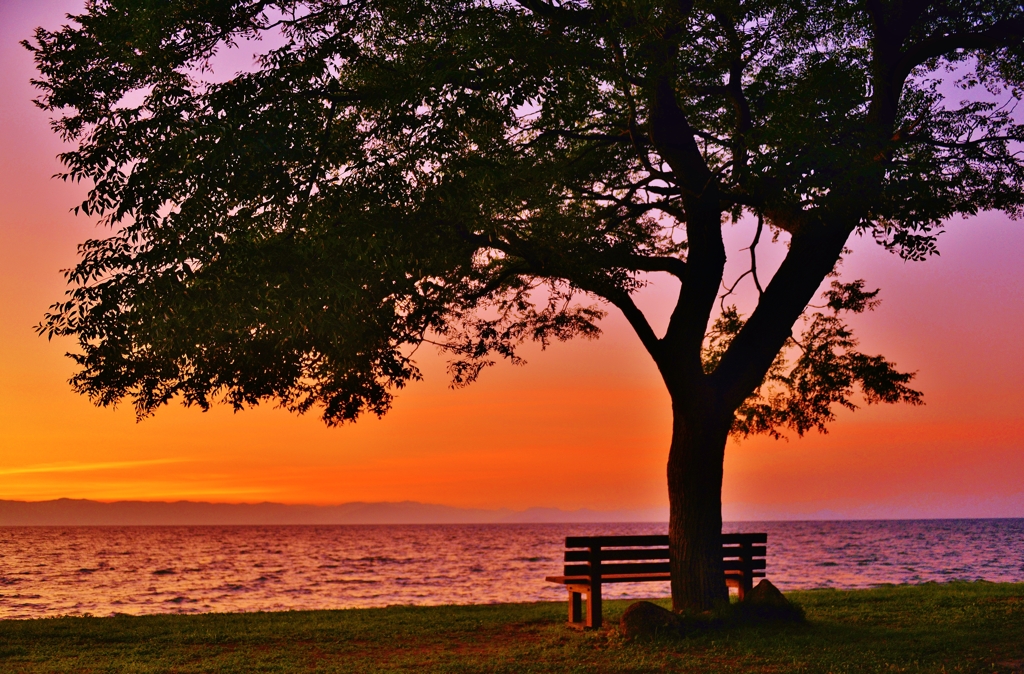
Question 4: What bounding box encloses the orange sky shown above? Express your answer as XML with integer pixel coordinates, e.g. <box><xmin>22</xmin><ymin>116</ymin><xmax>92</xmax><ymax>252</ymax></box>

<box><xmin>1</xmin><ymin>0</ymin><xmax>1022</xmax><ymax>518</ymax></box>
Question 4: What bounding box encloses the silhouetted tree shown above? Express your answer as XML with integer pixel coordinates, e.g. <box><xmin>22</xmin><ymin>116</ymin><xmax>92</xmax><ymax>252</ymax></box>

<box><xmin>28</xmin><ymin>0</ymin><xmax>1024</xmax><ymax>610</ymax></box>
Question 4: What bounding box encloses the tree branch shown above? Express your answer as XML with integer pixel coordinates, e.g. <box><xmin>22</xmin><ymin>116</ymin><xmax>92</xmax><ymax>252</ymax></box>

<box><xmin>900</xmin><ymin>133</ymin><xmax>1021</xmax><ymax>149</ymax></box>
<box><xmin>648</xmin><ymin>68</ymin><xmax>727</xmax><ymax>381</ymax></box>
<box><xmin>649</xmin><ymin>76</ymin><xmax>715</xmax><ymax>197</ymax></box>
<box><xmin>465</xmin><ymin>260</ymin><xmax>531</xmax><ymax>302</ymax></box>
<box><xmin>529</xmin><ymin>129</ymin><xmax>634</xmax><ymax>146</ymax></box>
<box><xmin>749</xmin><ymin>213</ymin><xmax>765</xmax><ymax>297</ymax></box>
<box><xmin>712</xmin><ymin>11</ymin><xmax>753</xmax><ymax>183</ymax></box>
<box><xmin>895</xmin><ymin>16</ymin><xmax>1024</xmax><ymax>83</ymax></box>
<box><xmin>513</xmin><ymin>0</ymin><xmax>594</xmax><ymax>26</ymax></box>
<box><xmin>606</xmin><ymin>290</ymin><xmax>662</xmax><ymax>358</ymax></box>
<box><xmin>719</xmin><ymin>269</ymin><xmax>753</xmax><ymax>312</ymax></box>
<box><xmin>711</xmin><ymin>220</ymin><xmax>853</xmax><ymax>410</ymax></box>
<box><xmin>717</xmin><ymin>216</ymin><xmax>765</xmax><ymax>311</ymax></box>
<box><xmin>623</xmin><ymin>255</ymin><xmax>687</xmax><ymax>278</ymax></box>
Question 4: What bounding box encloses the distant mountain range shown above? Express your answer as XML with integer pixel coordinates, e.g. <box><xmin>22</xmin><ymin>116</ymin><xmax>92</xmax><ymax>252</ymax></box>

<box><xmin>0</xmin><ymin>498</ymin><xmax>669</xmax><ymax>526</ymax></box>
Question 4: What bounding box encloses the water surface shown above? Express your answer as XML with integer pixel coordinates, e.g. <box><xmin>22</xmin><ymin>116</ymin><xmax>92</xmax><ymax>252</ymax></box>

<box><xmin>1</xmin><ymin>519</ymin><xmax>1021</xmax><ymax>619</ymax></box>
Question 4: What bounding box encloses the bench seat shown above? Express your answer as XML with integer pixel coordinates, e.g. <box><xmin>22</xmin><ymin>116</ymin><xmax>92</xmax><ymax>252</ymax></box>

<box><xmin>546</xmin><ymin>572</ymin><xmax>672</xmax><ymax>584</ymax></box>
<box><xmin>547</xmin><ymin>570</ymin><xmax>765</xmax><ymax>585</ymax></box>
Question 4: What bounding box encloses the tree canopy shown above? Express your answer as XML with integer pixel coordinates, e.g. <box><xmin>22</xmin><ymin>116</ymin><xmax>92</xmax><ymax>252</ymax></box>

<box><xmin>28</xmin><ymin>0</ymin><xmax>1023</xmax><ymax>431</ymax></box>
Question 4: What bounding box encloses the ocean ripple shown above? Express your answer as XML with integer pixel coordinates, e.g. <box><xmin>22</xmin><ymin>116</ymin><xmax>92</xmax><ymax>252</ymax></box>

<box><xmin>0</xmin><ymin>519</ymin><xmax>1021</xmax><ymax>619</ymax></box>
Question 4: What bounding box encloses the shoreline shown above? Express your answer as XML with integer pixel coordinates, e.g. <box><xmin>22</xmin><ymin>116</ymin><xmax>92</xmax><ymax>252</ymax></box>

<box><xmin>1</xmin><ymin>578</ymin><xmax>1020</xmax><ymax>623</ymax></box>
<box><xmin>1</xmin><ymin>582</ymin><xmax>1022</xmax><ymax>672</ymax></box>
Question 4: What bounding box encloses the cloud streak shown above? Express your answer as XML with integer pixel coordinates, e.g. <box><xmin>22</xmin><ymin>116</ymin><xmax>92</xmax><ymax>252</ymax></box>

<box><xmin>0</xmin><ymin>459</ymin><xmax>190</xmax><ymax>477</ymax></box>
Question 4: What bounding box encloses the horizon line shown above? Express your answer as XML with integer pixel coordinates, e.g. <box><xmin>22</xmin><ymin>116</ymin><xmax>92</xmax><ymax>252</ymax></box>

<box><xmin>0</xmin><ymin>498</ymin><xmax>1021</xmax><ymax>524</ymax></box>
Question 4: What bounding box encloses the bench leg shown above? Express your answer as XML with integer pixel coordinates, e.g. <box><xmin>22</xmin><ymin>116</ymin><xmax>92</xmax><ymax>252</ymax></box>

<box><xmin>740</xmin><ymin>571</ymin><xmax>754</xmax><ymax>601</ymax></box>
<box><xmin>586</xmin><ymin>583</ymin><xmax>602</xmax><ymax>629</ymax></box>
<box><xmin>565</xmin><ymin>583</ymin><xmax>601</xmax><ymax>629</ymax></box>
<box><xmin>568</xmin><ymin>588</ymin><xmax>582</xmax><ymax>624</ymax></box>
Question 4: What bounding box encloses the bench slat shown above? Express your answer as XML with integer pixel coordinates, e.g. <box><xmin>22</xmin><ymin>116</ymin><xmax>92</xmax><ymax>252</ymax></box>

<box><xmin>564</xmin><ymin>561</ymin><xmax>671</xmax><ymax>576</ymax></box>
<box><xmin>565</xmin><ymin>545</ymin><xmax>765</xmax><ymax>563</ymax></box>
<box><xmin>547</xmin><ymin>573</ymin><xmax>671</xmax><ymax>584</ymax></box>
<box><xmin>722</xmin><ymin>533</ymin><xmax>767</xmax><ymax>544</ymax></box>
<box><xmin>564</xmin><ymin>548</ymin><xmax>670</xmax><ymax>562</ymax></box>
<box><xmin>547</xmin><ymin>571</ymin><xmax>765</xmax><ymax>586</ymax></box>
<box><xmin>565</xmin><ymin>533</ymin><xmax>767</xmax><ymax>548</ymax></box>
<box><xmin>565</xmin><ymin>535</ymin><xmax>668</xmax><ymax>548</ymax></box>
<box><xmin>564</xmin><ymin>558</ymin><xmax>765</xmax><ymax>576</ymax></box>
<box><xmin>723</xmin><ymin>545</ymin><xmax>766</xmax><ymax>558</ymax></box>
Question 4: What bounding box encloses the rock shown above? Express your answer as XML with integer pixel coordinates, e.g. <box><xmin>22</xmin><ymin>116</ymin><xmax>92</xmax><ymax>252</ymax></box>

<box><xmin>619</xmin><ymin>601</ymin><xmax>681</xmax><ymax>640</ymax></box>
<box><xmin>741</xmin><ymin>579</ymin><xmax>804</xmax><ymax>622</ymax></box>
<box><xmin>746</xmin><ymin>579</ymin><xmax>789</xmax><ymax>607</ymax></box>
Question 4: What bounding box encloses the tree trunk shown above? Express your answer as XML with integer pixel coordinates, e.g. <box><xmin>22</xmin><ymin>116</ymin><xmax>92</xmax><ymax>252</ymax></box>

<box><xmin>667</xmin><ymin>398</ymin><xmax>732</xmax><ymax>612</ymax></box>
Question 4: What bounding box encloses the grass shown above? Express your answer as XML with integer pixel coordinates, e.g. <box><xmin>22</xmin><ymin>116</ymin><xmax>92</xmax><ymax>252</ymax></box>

<box><xmin>1</xmin><ymin>581</ymin><xmax>1022</xmax><ymax>673</ymax></box>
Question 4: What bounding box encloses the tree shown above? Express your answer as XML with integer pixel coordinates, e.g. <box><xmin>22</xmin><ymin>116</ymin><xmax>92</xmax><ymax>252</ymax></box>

<box><xmin>27</xmin><ymin>0</ymin><xmax>1024</xmax><ymax>611</ymax></box>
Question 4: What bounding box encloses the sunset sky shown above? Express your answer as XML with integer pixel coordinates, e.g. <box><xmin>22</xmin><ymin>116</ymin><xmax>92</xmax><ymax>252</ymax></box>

<box><xmin>1</xmin><ymin>0</ymin><xmax>1022</xmax><ymax>520</ymax></box>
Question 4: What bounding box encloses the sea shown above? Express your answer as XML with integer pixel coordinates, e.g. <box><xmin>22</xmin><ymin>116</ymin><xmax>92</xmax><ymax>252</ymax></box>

<box><xmin>1</xmin><ymin>519</ymin><xmax>1022</xmax><ymax>620</ymax></box>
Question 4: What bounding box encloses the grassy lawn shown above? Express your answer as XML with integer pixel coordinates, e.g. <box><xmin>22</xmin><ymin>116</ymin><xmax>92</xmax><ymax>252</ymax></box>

<box><xmin>1</xmin><ymin>581</ymin><xmax>1021</xmax><ymax>673</ymax></box>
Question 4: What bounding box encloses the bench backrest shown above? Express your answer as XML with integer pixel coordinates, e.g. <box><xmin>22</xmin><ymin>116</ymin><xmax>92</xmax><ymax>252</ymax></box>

<box><xmin>562</xmin><ymin>533</ymin><xmax>766</xmax><ymax>578</ymax></box>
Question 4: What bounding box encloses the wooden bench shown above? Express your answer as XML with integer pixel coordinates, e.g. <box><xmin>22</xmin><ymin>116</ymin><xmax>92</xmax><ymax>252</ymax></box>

<box><xmin>545</xmin><ymin>533</ymin><xmax>767</xmax><ymax>628</ymax></box>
